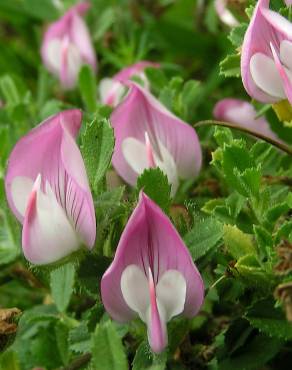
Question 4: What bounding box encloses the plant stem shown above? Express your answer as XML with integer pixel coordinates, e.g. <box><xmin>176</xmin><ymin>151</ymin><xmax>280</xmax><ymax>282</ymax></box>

<box><xmin>193</xmin><ymin>120</ymin><xmax>292</xmax><ymax>155</ymax></box>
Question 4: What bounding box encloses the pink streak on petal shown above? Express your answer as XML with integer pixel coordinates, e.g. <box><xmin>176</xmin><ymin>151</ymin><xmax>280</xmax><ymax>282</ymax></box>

<box><xmin>145</xmin><ymin>132</ymin><xmax>156</xmax><ymax>168</ymax></box>
<box><xmin>101</xmin><ymin>192</ymin><xmax>204</xmax><ymax>323</ymax></box>
<box><xmin>270</xmin><ymin>42</ymin><xmax>292</xmax><ymax>104</ymax></box>
<box><xmin>148</xmin><ymin>267</ymin><xmax>167</xmax><ymax>353</ymax></box>
<box><xmin>60</xmin><ymin>36</ymin><xmax>70</xmax><ymax>87</ymax></box>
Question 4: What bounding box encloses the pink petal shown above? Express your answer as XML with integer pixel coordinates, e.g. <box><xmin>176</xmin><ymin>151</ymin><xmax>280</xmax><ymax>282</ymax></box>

<box><xmin>214</xmin><ymin>0</ymin><xmax>239</xmax><ymax>27</ymax></box>
<box><xmin>111</xmin><ymin>82</ymin><xmax>202</xmax><ymax>187</ymax></box>
<box><xmin>101</xmin><ymin>192</ymin><xmax>204</xmax><ymax>323</ymax></box>
<box><xmin>70</xmin><ymin>11</ymin><xmax>97</xmax><ymax>71</ymax></box>
<box><xmin>113</xmin><ymin>61</ymin><xmax>160</xmax><ymax>82</ymax></box>
<box><xmin>213</xmin><ymin>98</ymin><xmax>284</xmax><ymax>144</ymax></box>
<box><xmin>5</xmin><ymin>110</ymin><xmax>96</xmax><ymax>251</ymax></box>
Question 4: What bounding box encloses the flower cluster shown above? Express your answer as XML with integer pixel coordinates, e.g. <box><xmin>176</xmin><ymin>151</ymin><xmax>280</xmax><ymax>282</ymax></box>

<box><xmin>4</xmin><ymin>0</ymin><xmax>291</xmax><ymax>355</ymax></box>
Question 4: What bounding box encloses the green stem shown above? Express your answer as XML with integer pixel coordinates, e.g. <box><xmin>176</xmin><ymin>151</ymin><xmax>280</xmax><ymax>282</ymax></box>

<box><xmin>193</xmin><ymin>120</ymin><xmax>292</xmax><ymax>155</ymax></box>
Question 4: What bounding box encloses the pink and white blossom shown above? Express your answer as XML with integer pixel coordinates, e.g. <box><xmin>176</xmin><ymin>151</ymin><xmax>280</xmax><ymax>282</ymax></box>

<box><xmin>99</xmin><ymin>61</ymin><xmax>159</xmax><ymax>107</ymax></box>
<box><xmin>214</xmin><ymin>0</ymin><xmax>239</xmax><ymax>28</ymax></box>
<box><xmin>213</xmin><ymin>98</ymin><xmax>284</xmax><ymax>144</ymax></box>
<box><xmin>5</xmin><ymin>110</ymin><xmax>96</xmax><ymax>265</ymax></box>
<box><xmin>241</xmin><ymin>0</ymin><xmax>292</xmax><ymax>104</ymax></box>
<box><xmin>41</xmin><ymin>2</ymin><xmax>97</xmax><ymax>89</ymax></box>
<box><xmin>101</xmin><ymin>192</ymin><xmax>204</xmax><ymax>353</ymax></box>
<box><xmin>111</xmin><ymin>82</ymin><xmax>202</xmax><ymax>196</ymax></box>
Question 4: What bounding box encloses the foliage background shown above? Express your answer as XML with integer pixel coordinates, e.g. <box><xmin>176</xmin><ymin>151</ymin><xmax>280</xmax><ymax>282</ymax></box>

<box><xmin>0</xmin><ymin>0</ymin><xmax>292</xmax><ymax>369</ymax></box>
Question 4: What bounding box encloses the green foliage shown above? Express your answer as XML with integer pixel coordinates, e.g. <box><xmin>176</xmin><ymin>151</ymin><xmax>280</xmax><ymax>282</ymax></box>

<box><xmin>184</xmin><ymin>217</ymin><xmax>223</xmax><ymax>260</ymax></box>
<box><xmin>219</xmin><ymin>54</ymin><xmax>241</xmax><ymax>78</ymax></box>
<box><xmin>50</xmin><ymin>263</ymin><xmax>75</xmax><ymax>313</ymax></box>
<box><xmin>91</xmin><ymin>321</ymin><xmax>128</xmax><ymax>370</ymax></box>
<box><xmin>223</xmin><ymin>224</ymin><xmax>255</xmax><ymax>259</ymax></box>
<box><xmin>132</xmin><ymin>341</ymin><xmax>167</xmax><ymax>370</ymax></box>
<box><xmin>246</xmin><ymin>299</ymin><xmax>292</xmax><ymax>341</ymax></box>
<box><xmin>1</xmin><ymin>0</ymin><xmax>292</xmax><ymax>369</ymax></box>
<box><xmin>78</xmin><ymin>65</ymin><xmax>97</xmax><ymax>113</ymax></box>
<box><xmin>137</xmin><ymin>168</ymin><xmax>171</xmax><ymax>213</ymax></box>
<box><xmin>81</xmin><ymin>117</ymin><xmax>114</xmax><ymax>193</ymax></box>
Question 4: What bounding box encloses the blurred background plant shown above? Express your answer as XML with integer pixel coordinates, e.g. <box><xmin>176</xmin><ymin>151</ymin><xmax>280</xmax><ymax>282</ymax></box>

<box><xmin>0</xmin><ymin>0</ymin><xmax>292</xmax><ymax>369</ymax></box>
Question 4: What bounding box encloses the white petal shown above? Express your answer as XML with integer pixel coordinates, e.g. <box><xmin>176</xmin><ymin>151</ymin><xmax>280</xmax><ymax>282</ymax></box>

<box><xmin>156</xmin><ymin>269</ymin><xmax>186</xmax><ymax>322</ymax></box>
<box><xmin>11</xmin><ymin>176</ymin><xmax>34</xmax><ymax>217</ymax></box>
<box><xmin>120</xmin><ymin>264</ymin><xmax>149</xmax><ymax>321</ymax></box>
<box><xmin>123</xmin><ymin>136</ymin><xmax>179</xmax><ymax>196</ymax></box>
<box><xmin>23</xmin><ymin>180</ymin><xmax>80</xmax><ymax>265</ymax></box>
<box><xmin>250</xmin><ymin>53</ymin><xmax>286</xmax><ymax>99</ymax></box>
<box><xmin>122</xmin><ymin>138</ymin><xmax>149</xmax><ymax>175</ymax></box>
<box><xmin>99</xmin><ymin>78</ymin><xmax>125</xmax><ymax>106</ymax></box>
<box><xmin>46</xmin><ymin>39</ymin><xmax>62</xmax><ymax>73</ymax></box>
<box><xmin>280</xmin><ymin>40</ymin><xmax>292</xmax><ymax>71</ymax></box>
<box><xmin>65</xmin><ymin>43</ymin><xmax>83</xmax><ymax>85</ymax></box>
<box><xmin>154</xmin><ymin>140</ymin><xmax>179</xmax><ymax>196</ymax></box>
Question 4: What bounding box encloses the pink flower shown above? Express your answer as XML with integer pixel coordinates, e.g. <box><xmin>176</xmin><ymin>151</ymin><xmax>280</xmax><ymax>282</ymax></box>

<box><xmin>5</xmin><ymin>110</ymin><xmax>96</xmax><ymax>265</ymax></box>
<box><xmin>101</xmin><ymin>192</ymin><xmax>204</xmax><ymax>353</ymax></box>
<box><xmin>241</xmin><ymin>0</ymin><xmax>292</xmax><ymax>104</ymax></box>
<box><xmin>111</xmin><ymin>82</ymin><xmax>202</xmax><ymax>196</ymax></box>
<box><xmin>213</xmin><ymin>98</ymin><xmax>284</xmax><ymax>144</ymax></box>
<box><xmin>41</xmin><ymin>2</ymin><xmax>97</xmax><ymax>89</ymax></box>
<box><xmin>214</xmin><ymin>0</ymin><xmax>239</xmax><ymax>28</ymax></box>
<box><xmin>99</xmin><ymin>61</ymin><xmax>159</xmax><ymax>107</ymax></box>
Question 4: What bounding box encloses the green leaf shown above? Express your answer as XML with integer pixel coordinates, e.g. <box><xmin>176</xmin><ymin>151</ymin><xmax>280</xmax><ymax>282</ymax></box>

<box><xmin>184</xmin><ymin>217</ymin><xmax>223</xmax><ymax>260</ymax></box>
<box><xmin>214</xmin><ymin>127</ymin><xmax>233</xmax><ymax>147</ymax></box>
<box><xmin>222</xmin><ymin>143</ymin><xmax>261</xmax><ymax>197</ymax></box>
<box><xmin>223</xmin><ymin>224</ymin><xmax>255</xmax><ymax>259</ymax></box>
<box><xmin>228</xmin><ymin>24</ymin><xmax>248</xmax><ymax>47</ymax></box>
<box><xmin>93</xmin><ymin>7</ymin><xmax>115</xmax><ymax>41</ymax></box>
<box><xmin>180</xmin><ymin>80</ymin><xmax>201</xmax><ymax>121</ymax></box>
<box><xmin>78</xmin><ymin>65</ymin><xmax>97</xmax><ymax>113</ymax></box>
<box><xmin>50</xmin><ymin>263</ymin><xmax>75</xmax><ymax>313</ymax></box>
<box><xmin>0</xmin><ymin>351</ymin><xmax>20</xmax><ymax>370</ymax></box>
<box><xmin>137</xmin><ymin>168</ymin><xmax>171</xmax><ymax>213</ymax></box>
<box><xmin>91</xmin><ymin>321</ymin><xmax>128</xmax><ymax>370</ymax></box>
<box><xmin>218</xmin><ymin>334</ymin><xmax>282</xmax><ymax>370</ymax></box>
<box><xmin>132</xmin><ymin>341</ymin><xmax>167</xmax><ymax>370</ymax></box>
<box><xmin>69</xmin><ymin>322</ymin><xmax>91</xmax><ymax>354</ymax></box>
<box><xmin>0</xmin><ymin>75</ymin><xmax>21</xmax><ymax>106</ymax></box>
<box><xmin>0</xmin><ymin>207</ymin><xmax>19</xmax><ymax>265</ymax></box>
<box><xmin>235</xmin><ymin>254</ymin><xmax>272</xmax><ymax>291</ymax></box>
<box><xmin>20</xmin><ymin>0</ymin><xmax>58</xmax><ymax>21</ymax></box>
<box><xmin>55</xmin><ymin>321</ymin><xmax>70</xmax><ymax>365</ymax></box>
<box><xmin>81</xmin><ymin>117</ymin><xmax>114</xmax><ymax>192</ymax></box>
<box><xmin>219</xmin><ymin>54</ymin><xmax>240</xmax><ymax>78</ymax></box>
<box><xmin>253</xmin><ymin>225</ymin><xmax>273</xmax><ymax>258</ymax></box>
<box><xmin>144</xmin><ymin>67</ymin><xmax>168</xmax><ymax>95</ymax></box>
<box><xmin>246</xmin><ymin>299</ymin><xmax>292</xmax><ymax>340</ymax></box>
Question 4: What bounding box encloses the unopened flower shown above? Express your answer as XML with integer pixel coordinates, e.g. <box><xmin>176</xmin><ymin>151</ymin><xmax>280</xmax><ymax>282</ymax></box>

<box><xmin>99</xmin><ymin>61</ymin><xmax>159</xmax><ymax>107</ymax></box>
<box><xmin>213</xmin><ymin>98</ymin><xmax>284</xmax><ymax>143</ymax></box>
<box><xmin>41</xmin><ymin>2</ymin><xmax>97</xmax><ymax>89</ymax></box>
<box><xmin>241</xmin><ymin>0</ymin><xmax>292</xmax><ymax>104</ymax></box>
<box><xmin>5</xmin><ymin>110</ymin><xmax>96</xmax><ymax>265</ymax></box>
<box><xmin>111</xmin><ymin>82</ymin><xmax>202</xmax><ymax>195</ymax></box>
<box><xmin>101</xmin><ymin>192</ymin><xmax>204</xmax><ymax>353</ymax></box>
<box><xmin>214</xmin><ymin>0</ymin><xmax>239</xmax><ymax>27</ymax></box>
